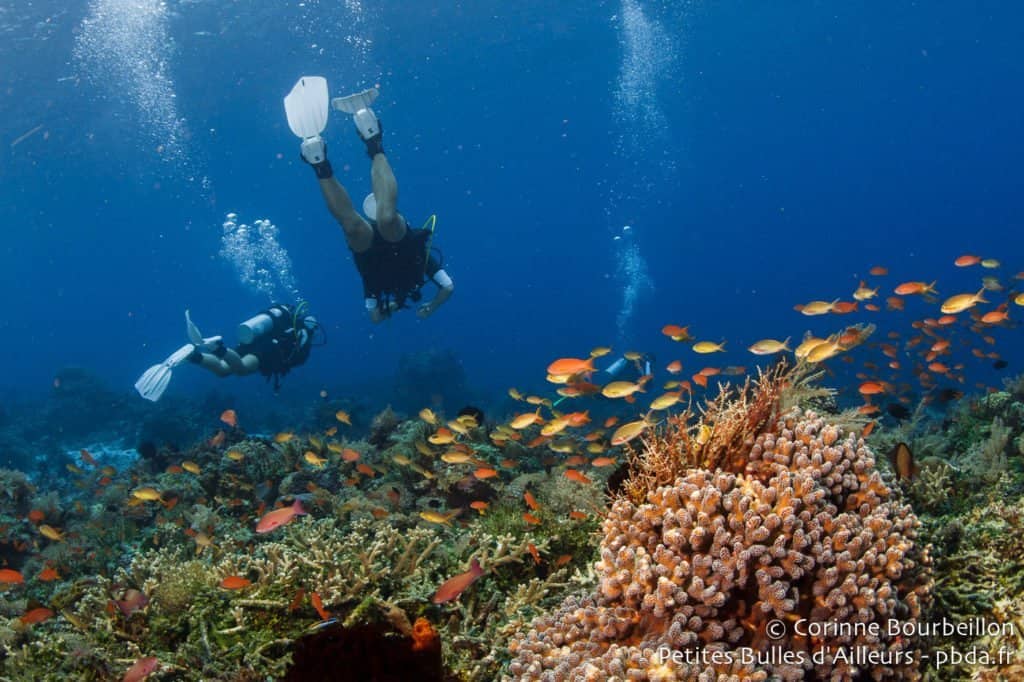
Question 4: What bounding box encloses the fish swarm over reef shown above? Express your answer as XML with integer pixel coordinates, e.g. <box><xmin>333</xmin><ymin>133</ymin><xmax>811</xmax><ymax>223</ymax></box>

<box><xmin>509</xmin><ymin>368</ymin><xmax>933</xmax><ymax>680</ymax></box>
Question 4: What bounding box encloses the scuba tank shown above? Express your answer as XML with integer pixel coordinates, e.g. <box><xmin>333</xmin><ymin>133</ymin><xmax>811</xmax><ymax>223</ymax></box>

<box><xmin>238</xmin><ymin>305</ymin><xmax>291</xmax><ymax>344</ymax></box>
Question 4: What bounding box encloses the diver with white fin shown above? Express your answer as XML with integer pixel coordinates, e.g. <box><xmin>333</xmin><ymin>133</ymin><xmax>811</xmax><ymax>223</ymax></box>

<box><xmin>134</xmin><ymin>304</ymin><xmax>322</xmax><ymax>401</ymax></box>
<box><xmin>283</xmin><ymin>76</ymin><xmax>454</xmax><ymax>322</ymax></box>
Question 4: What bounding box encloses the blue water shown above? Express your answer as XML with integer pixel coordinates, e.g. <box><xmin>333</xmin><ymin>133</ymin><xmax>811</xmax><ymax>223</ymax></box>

<box><xmin>2</xmin><ymin>1</ymin><xmax>1022</xmax><ymax>420</ymax></box>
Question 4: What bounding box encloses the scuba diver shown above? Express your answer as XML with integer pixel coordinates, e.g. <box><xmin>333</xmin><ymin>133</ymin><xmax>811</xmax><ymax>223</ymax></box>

<box><xmin>134</xmin><ymin>303</ymin><xmax>322</xmax><ymax>401</ymax></box>
<box><xmin>603</xmin><ymin>352</ymin><xmax>654</xmax><ymax>382</ymax></box>
<box><xmin>284</xmin><ymin>77</ymin><xmax>454</xmax><ymax>322</ymax></box>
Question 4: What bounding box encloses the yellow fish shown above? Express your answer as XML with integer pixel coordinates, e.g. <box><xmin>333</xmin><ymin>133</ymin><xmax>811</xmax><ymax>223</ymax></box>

<box><xmin>411</xmin><ymin>464</ymin><xmax>436</xmax><ymax>479</ymax></box>
<box><xmin>419</xmin><ymin>509</ymin><xmax>461</xmax><ymax>525</ymax></box>
<box><xmin>456</xmin><ymin>414</ymin><xmax>479</xmax><ymax>429</ymax></box>
<box><xmin>66</xmin><ymin>463</ymin><xmax>83</xmax><ymax>475</ymax></box>
<box><xmin>309</xmin><ymin>435</ymin><xmax>323</xmax><ymax>451</ymax></box>
<box><xmin>131</xmin><ymin>487</ymin><xmax>163</xmax><ymax>502</ymax></box>
<box><xmin>182</xmin><ymin>460</ymin><xmax>201</xmax><ymax>475</ymax></box>
<box><xmin>610</xmin><ymin>416</ymin><xmax>655</xmax><ymax>446</ymax></box>
<box><xmin>794</xmin><ymin>336</ymin><xmax>829</xmax><ymax>359</ymax></box>
<box><xmin>428</xmin><ymin>429</ymin><xmax>456</xmax><ymax>445</ymax></box>
<box><xmin>799</xmin><ymin>299</ymin><xmax>837</xmax><ymax>316</ymax></box>
<box><xmin>806</xmin><ymin>337</ymin><xmax>844</xmax><ymax>364</ymax></box>
<box><xmin>623</xmin><ymin>351</ymin><xmax>643</xmax><ymax>361</ymax></box>
<box><xmin>691</xmin><ymin>341</ymin><xmax>726</xmax><ymax>354</ymax></box>
<box><xmin>441</xmin><ymin>451</ymin><xmax>473</xmax><ymax>464</ymax></box>
<box><xmin>525</xmin><ymin>395</ymin><xmax>546</xmax><ymax>405</ymax></box>
<box><xmin>510</xmin><ymin>410</ymin><xmax>543</xmax><ymax>430</ymax></box>
<box><xmin>540</xmin><ymin>417</ymin><xmax>570</xmax><ymax>437</ymax></box>
<box><xmin>327</xmin><ymin>442</ymin><xmax>343</xmax><ymax>454</ymax></box>
<box><xmin>415</xmin><ymin>441</ymin><xmax>435</xmax><ymax>456</ymax></box>
<box><xmin>100</xmin><ymin>465</ymin><xmax>117</xmax><ymax>476</ymax></box>
<box><xmin>274</xmin><ymin>432</ymin><xmax>295</xmax><ymax>444</ymax></box>
<box><xmin>546</xmin><ymin>373</ymin><xmax>571</xmax><ymax>384</ymax></box>
<box><xmin>650</xmin><ymin>391</ymin><xmax>683</xmax><ymax>411</ymax></box>
<box><xmin>852</xmin><ymin>282</ymin><xmax>878</xmax><ymax>301</ymax></box>
<box><xmin>589</xmin><ymin>346</ymin><xmax>612</xmax><ymax>358</ymax></box>
<box><xmin>335</xmin><ymin>410</ymin><xmax>352</xmax><ymax>425</ymax></box>
<box><xmin>393</xmin><ymin>454</ymin><xmax>412</xmax><ymax>466</ymax></box>
<box><xmin>747</xmin><ymin>338</ymin><xmax>790</xmax><ymax>355</ymax></box>
<box><xmin>304</xmin><ymin>451</ymin><xmax>328</xmax><ymax>468</ymax></box>
<box><xmin>39</xmin><ymin>525</ymin><xmax>64</xmax><ymax>542</ymax></box>
<box><xmin>981</xmin><ymin>258</ymin><xmax>1000</xmax><ymax>269</ymax></box>
<box><xmin>226</xmin><ymin>450</ymin><xmax>245</xmax><ymax>462</ymax></box>
<box><xmin>940</xmin><ymin>288</ymin><xmax>987</xmax><ymax>315</ymax></box>
<box><xmin>601</xmin><ymin>381</ymin><xmax>644</xmax><ymax>399</ymax></box>
<box><xmin>586</xmin><ymin>442</ymin><xmax>606</xmax><ymax>454</ymax></box>
<box><xmin>419</xmin><ymin>408</ymin><xmax>438</xmax><ymax>425</ymax></box>
<box><xmin>447</xmin><ymin>419</ymin><xmax>470</xmax><ymax>436</ymax></box>
<box><xmin>508</xmin><ymin>388</ymin><xmax>524</xmax><ymax>401</ymax></box>
<box><xmin>1014</xmin><ymin>293</ymin><xmax>1024</xmax><ymax>306</ymax></box>
<box><xmin>324</xmin><ymin>426</ymin><xmax>338</xmax><ymax>436</ymax></box>
<box><xmin>548</xmin><ymin>440</ymin><xmax>576</xmax><ymax>454</ymax></box>
<box><xmin>695</xmin><ymin>423</ymin><xmax>713</xmax><ymax>446</ymax></box>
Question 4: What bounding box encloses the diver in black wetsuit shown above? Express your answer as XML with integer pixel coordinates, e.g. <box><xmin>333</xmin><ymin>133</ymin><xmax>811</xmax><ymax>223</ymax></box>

<box><xmin>134</xmin><ymin>303</ymin><xmax>321</xmax><ymax>401</ymax></box>
<box><xmin>300</xmin><ymin>90</ymin><xmax>454</xmax><ymax>323</ymax></box>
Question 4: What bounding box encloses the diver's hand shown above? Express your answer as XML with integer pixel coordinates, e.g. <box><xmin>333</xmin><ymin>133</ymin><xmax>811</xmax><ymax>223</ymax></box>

<box><xmin>300</xmin><ymin>135</ymin><xmax>327</xmax><ymax>165</ymax></box>
<box><xmin>416</xmin><ymin>302</ymin><xmax>435</xmax><ymax>319</ymax></box>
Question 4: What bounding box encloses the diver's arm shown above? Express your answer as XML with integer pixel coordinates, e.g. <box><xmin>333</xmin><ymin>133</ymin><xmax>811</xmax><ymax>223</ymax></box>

<box><xmin>418</xmin><ymin>270</ymin><xmax>454</xmax><ymax>319</ymax></box>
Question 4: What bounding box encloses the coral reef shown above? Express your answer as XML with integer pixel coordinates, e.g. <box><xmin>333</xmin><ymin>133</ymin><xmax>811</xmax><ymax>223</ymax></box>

<box><xmin>509</xmin><ymin>368</ymin><xmax>932</xmax><ymax>680</ymax></box>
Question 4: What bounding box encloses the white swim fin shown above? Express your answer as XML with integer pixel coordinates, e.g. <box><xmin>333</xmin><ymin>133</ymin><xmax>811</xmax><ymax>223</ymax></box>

<box><xmin>184</xmin><ymin>309</ymin><xmax>222</xmax><ymax>350</ymax></box>
<box><xmin>331</xmin><ymin>87</ymin><xmax>378</xmax><ymax>115</ymax></box>
<box><xmin>284</xmin><ymin>76</ymin><xmax>329</xmax><ymax>139</ymax></box>
<box><xmin>134</xmin><ymin>344</ymin><xmax>195</xmax><ymax>402</ymax></box>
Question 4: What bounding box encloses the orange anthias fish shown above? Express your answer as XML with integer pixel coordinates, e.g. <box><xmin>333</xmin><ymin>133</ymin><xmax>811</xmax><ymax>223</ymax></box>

<box><xmin>432</xmin><ymin>558</ymin><xmax>485</xmax><ymax>604</ymax></box>
<box><xmin>19</xmin><ymin>607</ymin><xmax>54</xmax><ymax>625</ymax></box>
<box><xmin>79</xmin><ymin>449</ymin><xmax>97</xmax><ymax>466</ymax></box>
<box><xmin>523</xmin><ymin>491</ymin><xmax>539</xmax><ymax>510</ymax></box>
<box><xmin>661</xmin><ymin>324</ymin><xmax>692</xmax><ymax>341</ymax></box>
<box><xmin>311</xmin><ymin>592</ymin><xmax>331</xmax><ymax>620</ymax></box>
<box><xmin>666</xmin><ymin>360</ymin><xmax>682</xmax><ymax>374</ymax></box>
<box><xmin>255</xmin><ymin>499</ymin><xmax>307</xmax><ymax>534</ymax></box>
<box><xmin>335</xmin><ymin>410</ymin><xmax>352</xmax><ymax>425</ymax></box>
<box><xmin>546</xmin><ymin>357</ymin><xmax>595</xmax><ymax>376</ymax></box>
<box><xmin>954</xmin><ymin>254</ymin><xmax>981</xmax><ymax>267</ymax></box>
<box><xmin>220</xmin><ymin>409</ymin><xmax>238</xmax><ymax>427</ymax></box>
<box><xmin>0</xmin><ymin>569</ymin><xmax>25</xmax><ymax>584</ymax></box>
<box><xmin>37</xmin><ymin>567</ymin><xmax>60</xmax><ymax>582</ymax></box>
<box><xmin>564</xmin><ymin>469</ymin><xmax>592</xmax><ymax>485</ymax></box>
<box><xmin>869</xmin><ymin>265</ymin><xmax>888</xmax><ymax>276</ymax></box>
<box><xmin>219</xmin><ymin>575</ymin><xmax>252</xmax><ymax>590</ymax></box>
<box><xmin>894</xmin><ymin>281</ymin><xmax>938</xmax><ymax>296</ymax></box>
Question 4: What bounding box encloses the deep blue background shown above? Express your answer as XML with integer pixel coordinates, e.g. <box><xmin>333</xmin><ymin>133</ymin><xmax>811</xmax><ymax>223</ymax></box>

<box><xmin>1</xmin><ymin>1</ymin><xmax>1021</xmax><ymax>415</ymax></box>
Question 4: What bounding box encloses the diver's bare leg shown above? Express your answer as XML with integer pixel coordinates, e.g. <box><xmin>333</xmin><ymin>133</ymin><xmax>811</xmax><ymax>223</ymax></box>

<box><xmin>370</xmin><ymin>154</ymin><xmax>406</xmax><ymax>243</ymax></box>
<box><xmin>319</xmin><ymin>177</ymin><xmax>374</xmax><ymax>253</ymax></box>
<box><xmin>221</xmin><ymin>349</ymin><xmax>260</xmax><ymax>375</ymax></box>
<box><xmin>194</xmin><ymin>350</ymin><xmax>260</xmax><ymax>377</ymax></box>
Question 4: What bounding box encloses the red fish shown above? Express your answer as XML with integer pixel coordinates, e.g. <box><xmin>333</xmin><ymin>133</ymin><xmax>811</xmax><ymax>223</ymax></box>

<box><xmin>432</xmin><ymin>558</ymin><xmax>485</xmax><ymax>604</ymax></box>
<box><xmin>0</xmin><ymin>569</ymin><xmax>24</xmax><ymax>584</ymax></box>
<box><xmin>311</xmin><ymin>591</ymin><xmax>331</xmax><ymax>620</ymax></box>
<box><xmin>37</xmin><ymin>567</ymin><xmax>60</xmax><ymax>582</ymax></box>
<box><xmin>546</xmin><ymin>357</ymin><xmax>595</xmax><ymax>376</ymax></box>
<box><xmin>80</xmin><ymin>449</ymin><xmax>97</xmax><ymax>466</ymax></box>
<box><xmin>122</xmin><ymin>656</ymin><xmax>159</xmax><ymax>682</ymax></box>
<box><xmin>20</xmin><ymin>607</ymin><xmax>54</xmax><ymax>625</ymax></box>
<box><xmin>255</xmin><ymin>499</ymin><xmax>307</xmax><ymax>534</ymax></box>
<box><xmin>219</xmin><ymin>575</ymin><xmax>251</xmax><ymax>590</ymax></box>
